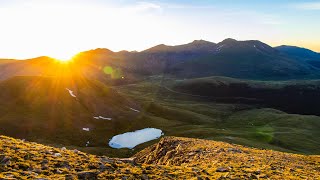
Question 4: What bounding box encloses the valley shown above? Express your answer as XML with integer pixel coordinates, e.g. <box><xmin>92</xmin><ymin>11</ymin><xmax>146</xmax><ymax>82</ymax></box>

<box><xmin>115</xmin><ymin>76</ymin><xmax>320</xmax><ymax>155</ymax></box>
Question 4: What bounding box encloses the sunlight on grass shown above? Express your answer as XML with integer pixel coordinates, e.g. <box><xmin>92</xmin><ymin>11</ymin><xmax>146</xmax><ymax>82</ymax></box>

<box><xmin>254</xmin><ymin>126</ymin><xmax>274</xmax><ymax>143</ymax></box>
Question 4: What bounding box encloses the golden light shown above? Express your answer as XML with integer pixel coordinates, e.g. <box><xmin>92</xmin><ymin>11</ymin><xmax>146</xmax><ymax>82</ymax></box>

<box><xmin>52</xmin><ymin>53</ymin><xmax>75</xmax><ymax>63</ymax></box>
<box><xmin>0</xmin><ymin>1</ymin><xmax>179</xmax><ymax>60</ymax></box>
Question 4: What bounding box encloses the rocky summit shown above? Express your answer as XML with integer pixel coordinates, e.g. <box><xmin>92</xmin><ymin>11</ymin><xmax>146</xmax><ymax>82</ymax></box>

<box><xmin>0</xmin><ymin>135</ymin><xmax>319</xmax><ymax>179</ymax></box>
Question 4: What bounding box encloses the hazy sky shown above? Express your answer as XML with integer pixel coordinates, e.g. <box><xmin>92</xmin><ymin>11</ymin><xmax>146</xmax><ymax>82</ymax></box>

<box><xmin>0</xmin><ymin>0</ymin><xmax>319</xmax><ymax>59</ymax></box>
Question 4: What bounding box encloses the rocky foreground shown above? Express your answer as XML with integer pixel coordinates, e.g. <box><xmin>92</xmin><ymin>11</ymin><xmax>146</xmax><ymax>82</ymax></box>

<box><xmin>0</xmin><ymin>135</ymin><xmax>319</xmax><ymax>179</ymax></box>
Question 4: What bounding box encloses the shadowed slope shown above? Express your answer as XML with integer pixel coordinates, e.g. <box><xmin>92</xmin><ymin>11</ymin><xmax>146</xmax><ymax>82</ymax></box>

<box><xmin>172</xmin><ymin>76</ymin><xmax>320</xmax><ymax>115</ymax></box>
<box><xmin>275</xmin><ymin>45</ymin><xmax>320</xmax><ymax>61</ymax></box>
<box><xmin>0</xmin><ymin>75</ymin><xmax>140</xmax><ymax>149</ymax></box>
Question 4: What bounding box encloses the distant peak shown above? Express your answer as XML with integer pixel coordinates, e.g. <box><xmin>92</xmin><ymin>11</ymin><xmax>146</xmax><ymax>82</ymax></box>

<box><xmin>246</xmin><ymin>40</ymin><xmax>263</xmax><ymax>44</ymax></box>
<box><xmin>190</xmin><ymin>40</ymin><xmax>214</xmax><ymax>44</ymax></box>
<box><xmin>220</xmin><ymin>38</ymin><xmax>237</xmax><ymax>44</ymax></box>
<box><xmin>156</xmin><ymin>44</ymin><xmax>169</xmax><ymax>47</ymax></box>
<box><xmin>149</xmin><ymin>44</ymin><xmax>170</xmax><ymax>49</ymax></box>
<box><xmin>276</xmin><ymin>45</ymin><xmax>308</xmax><ymax>50</ymax></box>
<box><xmin>91</xmin><ymin>48</ymin><xmax>114</xmax><ymax>53</ymax></box>
<box><xmin>27</xmin><ymin>56</ymin><xmax>55</xmax><ymax>61</ymax></box>
<box><xmin>143</xmin><ymin>44</ymin><xmax>171</xmax><ymax>52</ymax></box>
<box><xmin>77</xmin><ymin>48</ymin><xmax>114</xmax><ymax>56</ymax></box>
<box><xmin>275</xmin><ymin>45</ymin><xmax>320</xmax><ymax>56</ymax></box>
<box><xmin>34</xmin><ymin>56</ymin><xmax>52</xmax><ymax>59</ymax></box>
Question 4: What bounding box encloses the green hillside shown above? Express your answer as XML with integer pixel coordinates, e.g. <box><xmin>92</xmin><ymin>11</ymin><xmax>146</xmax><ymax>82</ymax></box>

<box><xmin>0</xmin><ymin>76</ymin><xmax>143</xmax><ymax>156</ymax></box>
<box><xmin>0</xmin><ymin>75</ymin><xmax>320</xmax><ymax>157</ymax></box>
<box><xmin>115</xmin><ymin>77</ymin><xmax>320</xmax><ymax>155</ymax></box>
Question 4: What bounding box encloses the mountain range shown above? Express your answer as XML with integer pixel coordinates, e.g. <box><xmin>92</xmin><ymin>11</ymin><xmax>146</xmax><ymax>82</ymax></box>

<box><xmin>1</xmin><ymin>38</ymin><xmax>320</xmax><ymax>82</ymax></box>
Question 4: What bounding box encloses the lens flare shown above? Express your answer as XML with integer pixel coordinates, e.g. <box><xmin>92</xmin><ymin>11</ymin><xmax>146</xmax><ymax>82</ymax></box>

<box><xmin>103</xmin><ymin>66</ymin><xmax>113</xmax><ymax>75</ymax></box>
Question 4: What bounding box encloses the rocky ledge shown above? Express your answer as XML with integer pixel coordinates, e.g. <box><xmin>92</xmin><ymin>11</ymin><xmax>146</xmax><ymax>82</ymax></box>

<box><xmin>1</xmin><ymin>135</ymin><xmax>319</xmax><ymax>179</ymax></box>
<box><xmin>135</xmin><ymin>136</ymin><xmax>320</xmax><ymax>179</ymax></box>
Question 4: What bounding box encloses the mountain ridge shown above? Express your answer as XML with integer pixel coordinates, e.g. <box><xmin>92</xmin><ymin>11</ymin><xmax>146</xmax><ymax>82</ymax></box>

<box><xmin>275</xmin><ymin>45</ymin><xmax>320</xmax><ymax>60</ymax></box>
<box><xmin>143</xmin><ymin>39</ymin><xmax>217</xmax><ymax>53</ymax></box>
<box><xmin>1</xmin><ymin>38</ymin><xmax>320</xmax><ymax>81</ymax></box>
<box><xmin>1</xmin><ymin>38</ymin><xmax>319</xmax><ymax>60</ymax></box>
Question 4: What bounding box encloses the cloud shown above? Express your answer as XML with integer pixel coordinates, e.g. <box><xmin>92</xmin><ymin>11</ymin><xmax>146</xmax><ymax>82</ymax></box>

<box><xmin>127</xmin><ymin>2</ymin><xmax>163</xmax><ymax>14</ymax></box>
<box><xmin>292</xmin><ymin>2</ymin><xmax>320</xmax><ymax>10</ymax></box>
<box><xmin>162</xmin><ymin>3</ymin><xmax>215</xmax><ymax>10</ymax></box>
<box><xmin>121</xmin><ymin>2</ymin><xmax>215</xmax><ymax>14</ymax></box>
<box><xmin>260</xmin><ymin>15</ymin><xmax>283</xmax><ymax>25</ymax></box>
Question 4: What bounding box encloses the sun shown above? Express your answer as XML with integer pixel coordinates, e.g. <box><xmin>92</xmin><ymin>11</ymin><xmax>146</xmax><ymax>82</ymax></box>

<box><xmin>55</xmin><ymin>57</ymin><xmax>72</xmax><ymax>62</ymax></box>
<box><xmin>51</xmin><ymin>52</ymin><xmax>76</xmax><ymax>62</ymax></box>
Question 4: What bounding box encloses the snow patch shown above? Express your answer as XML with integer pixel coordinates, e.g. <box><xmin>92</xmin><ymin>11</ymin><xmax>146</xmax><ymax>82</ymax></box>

<box><xmin>130</xmin><ymin>108</ymin><xmax>140</xmax><ymax>112</ymax></box>
<box><xmin>66</xmin><ymin>88</ymin><xmax>76</xmax><ymax>98</ymax></box>
<box><xmin>109</xmin><ymin>128</ymin><xmax>163</xmax><ymax>149</ymax></box>
<box><xmin>253</xmin><ymin>45</ymin><xmax>264</xmax><ymax>53</ymax></box>
<box><xmin>216</xmin><ymin>45</ymin><xmax>225</xmax><ymax>52</ymax></box>
<box><xmin>82</xmin><ymin>128</ymin><xmax>90</xmax><ymax>131</ymax></box>
<box><xmin>93</xmin><ymin>116</ymin><xmax>112</xmax><ymax>120</ymax></box>
<box><xmin>99</xmin><ymin>116</ymin><xmax>112</xmax><ymax>120</ymax></box>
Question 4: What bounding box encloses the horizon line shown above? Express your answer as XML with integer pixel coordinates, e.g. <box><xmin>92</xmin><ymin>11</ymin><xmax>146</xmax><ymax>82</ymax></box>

<box><xmin>0</xmin><ymin>38</ymin><xmax>318</xmax><ymax>60</ymax></box>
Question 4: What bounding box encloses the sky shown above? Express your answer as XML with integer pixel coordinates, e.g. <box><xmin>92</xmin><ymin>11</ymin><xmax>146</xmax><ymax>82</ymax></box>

<box><xmin>0</xmin><ymin>0</ymin><xmax>319</xmax><ymax>60</ymax></box>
